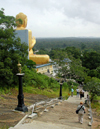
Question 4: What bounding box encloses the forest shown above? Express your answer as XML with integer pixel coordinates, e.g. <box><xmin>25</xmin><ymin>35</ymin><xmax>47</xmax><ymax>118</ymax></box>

<box><xmin>36</xmin><ymin>38</ymin><xmax>100</xmax><ymax>102</ymax></box>
<box><xmin>35</xmin><ymin>37</ymin><xmax>100</xmax><ymax>53</ymax></box>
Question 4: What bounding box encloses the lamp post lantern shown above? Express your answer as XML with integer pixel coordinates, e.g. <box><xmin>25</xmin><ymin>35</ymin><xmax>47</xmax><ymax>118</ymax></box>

<box><xmin>15</xmin><ymin>62</ymin><xmax>28</xmax><ymax>112</ymax></box>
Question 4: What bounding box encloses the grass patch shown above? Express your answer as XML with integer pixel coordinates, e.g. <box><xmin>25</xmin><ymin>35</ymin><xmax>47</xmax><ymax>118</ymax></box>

<box><xmin>91</xmin><ymin>95</ymin><xmax>100</xmax><ymax>114</ymax></box>
<box><xmin>91</xmin><ymin>102</ymin><xmax>100</xmax><ymax>114</ymax></box>
<box><xmin>23</xmin><ymin>85</ymin><xmax>70</xmax><ymax>99</ymax></box>
<box><xmin>4</xmin><ymin>87</ymin><xmax>18</xmax><ymax>96</ymax></box>
<box><xmin>0</xmin><ymin>85</ymin><xmax>70</xmax><ymax>100</ymax></box>
<box><xmin>0</xmin><ymin>96</ymin><xmax>5</xmax><ymax>100</ymax></box>
<box><xmin>0</xmin><ymin>87</ymin><xmax>15</xmax><ymax>95</ymax></box>
<box><xmin>96</xmin><ymin>96</ymin><xmax>100</xmax><ymax>100</ymax></box>
<box><xmin>62</xmin><ymin>88</ymin><xmax>70</xmax><ymax>99</ymax></box>
<box><xmin>0</xmin><ymin>125</ymin><xmax>9</xmax><ymax>129</ymax></box>
<box><xmin>23</xmin><ymin>85</ymin><xmax>59</xmax><ymax>98</ymax></box>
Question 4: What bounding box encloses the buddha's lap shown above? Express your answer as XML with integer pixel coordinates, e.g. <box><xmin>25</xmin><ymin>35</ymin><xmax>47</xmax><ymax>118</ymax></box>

<box><xmin>29</xmin><ymin>54</ymin><xmax>49</xmax><ymax>64</ymax></box>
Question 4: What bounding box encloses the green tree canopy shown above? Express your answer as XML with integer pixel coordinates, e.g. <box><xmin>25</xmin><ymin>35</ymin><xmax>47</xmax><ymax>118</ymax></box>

<box><xmin>81</xmin><ymin>43</ymin><xmax>86</xmax><ymax>50</ymax></box>
<box><xmin>49</xmin><ymin>48</ymin><xmax>68</xmax><ymax>60</ymax></box>
<box><xmin>69</xmin><ymin>58</ymin><xmax>87</xmax><ymax>83</ymax></box>
<box><xmin>81</xmin><ymin>51</ymin><xmax>100</xmax><ymax>70</ymax></box>
<box><xmin>84</xmin><ymin>77</ymin><xmax>100</xmax><ymax>102</ymax></box>
<box><xmin>65</xmin><ymin>47</ymin><xmax>81</xmax><ymax>59</ymax></box>
<box><xmin>26</xmin><ymin>59</ymin><xmax>36</xmax><ymax>69</ymax></box>
<box><xmin>0</xmin><ymin>8</ymin><xmax>28</xmax><ymax>87</ymax></box>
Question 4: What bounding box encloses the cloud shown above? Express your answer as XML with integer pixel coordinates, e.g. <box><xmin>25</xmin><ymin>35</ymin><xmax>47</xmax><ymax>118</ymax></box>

<box><xmin>58</xmin><ymin>0</ymin><xmax>100</xmax><ymax>25</ymax></box>
<box><xmin>1</xmin><ymin>0</ymin><xmax>100</xmax><ymax>37</ymax></box>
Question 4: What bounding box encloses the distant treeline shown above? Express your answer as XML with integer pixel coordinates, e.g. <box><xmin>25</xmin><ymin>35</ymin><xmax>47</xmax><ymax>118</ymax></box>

<box><xmin>34</xmin><ymin>37</ymin><xmax>100</xmax><ymax>52</ymax></box>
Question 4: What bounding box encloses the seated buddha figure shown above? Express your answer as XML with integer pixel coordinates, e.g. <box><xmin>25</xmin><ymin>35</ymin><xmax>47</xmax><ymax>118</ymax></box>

<box><xmin>16</xmin><ymin>12</ymin><xmax>49</xmax><ymax>64</ymax></box>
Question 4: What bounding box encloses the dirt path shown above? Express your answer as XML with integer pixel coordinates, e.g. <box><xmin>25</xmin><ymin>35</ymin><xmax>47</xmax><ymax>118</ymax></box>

<box><xmin>0</xmin><ymin>93</ymin><xmax>48</xmax><ymax>129</ymax></box>
<box><xmin>32</xmin><ymin>96</ymin><xmax>91</xmax><ymax>129</ymax></box>
<box><xmin>9</xmin><ymin>93</ymin><xmax>92</xmax><ymax>129</ymax></box>
<box><xmin>0</xmin><ymin>92</ymin><xmax>100</xmax><ymax>129</ymax></box>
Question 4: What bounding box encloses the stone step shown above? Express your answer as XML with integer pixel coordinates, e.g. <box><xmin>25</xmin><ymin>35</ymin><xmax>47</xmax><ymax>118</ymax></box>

<box><xmin>9</xmin><ymin>120</ymin><xmax>83</xmax><ymax>129</ymax></box>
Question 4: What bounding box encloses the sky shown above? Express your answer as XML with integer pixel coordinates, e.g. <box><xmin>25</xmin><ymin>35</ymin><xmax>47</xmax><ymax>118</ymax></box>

<box><xmin>1</xmin><ymin>0</ymin><xmax>100</xmax><ymax>38</ymax></box>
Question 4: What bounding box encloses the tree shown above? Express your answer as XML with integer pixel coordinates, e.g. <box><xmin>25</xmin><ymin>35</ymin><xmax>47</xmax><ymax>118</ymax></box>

<box><xmin>26</xmin><ymin>59</ymin><xmax>36</xmax><ymax>69</ymax></box>
<box><xmin>54</xmin><ymin>51</ymin><xmax>87</xmax><ymax>84</ymax></box>
<box><xmin>81</xmin><ymin>43</ymin><xmax>86</xmax><ymax>50</ymax></box>
<box><xmin>36</xmin><ymin>48</ymin><xmax>49</xmax><ymax>55</ymax></box>
<box><xmin>49</xmin><ymin>49</ymin><xmax>68</xmax><ymax>60</ymax></box>
<box><xmin>69</xmin><ymin>58</ymin><xmax>87</xmax><ymax>83</ymax></box>
<box><xmin>51</xmin><ymin>49</ymin><xmax>69</xmax><ymax>80</ymax></box>
<box><xmin>84</xmin><ymin>77</ymin><xmax>100</xmax><ymax>102</ymax></box>
<box><xmin>96</xmin><ymin>66</ymin><xmax>100</xmax><ymax>79</ymax></box>
<box><xmin>22</xmin><ymin>65</ymin><xmax>60</xmax><ymax>90</ymax></box>
<box><xmin>56</xmin><ymin>61</ymin><xmax>71</xmax><ymax>81</ymax></box>
<box><xmin>65</xmin><ymin>47</ymin><xmax>81</xmax><ymax>59</ymax></box>
<box><xmin>87</xmin><ymin>69</ymin><xmax>97</xmax><ymax>78</ymax></box>
<box><xmin>0</xmin><ymin>8</ymin><xmax>28</xmax><ymax>87</ymax></box>
<box><xmin>81</xmin><ymin>51</ymin><xmax>100</xmax><ymax>70</ymax></box>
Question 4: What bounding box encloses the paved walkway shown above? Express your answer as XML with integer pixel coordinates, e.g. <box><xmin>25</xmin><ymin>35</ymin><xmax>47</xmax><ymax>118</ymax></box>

<box><xmin>9</xmin><ymin>92</ymin><xmax>91</xmax><ymax>129</ymax></box>
<box><xmin>67</xmin><ymin>91</ymin><xmax>88</xmax><ymax>104</ymax></box>
<box><xmin>9</xmin><ymin>120</ymin><xmax>82</xmax><ymax>129</ymax></box>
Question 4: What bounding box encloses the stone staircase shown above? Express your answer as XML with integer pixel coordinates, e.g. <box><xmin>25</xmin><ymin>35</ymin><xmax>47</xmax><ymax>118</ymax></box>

<box><xmin>9</xmin><ymin>94</ymin><xmax>92</xmax><ymax>129</ymax></box>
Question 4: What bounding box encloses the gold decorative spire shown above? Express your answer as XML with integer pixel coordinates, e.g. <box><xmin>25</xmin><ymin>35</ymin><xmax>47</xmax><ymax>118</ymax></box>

<box><xmin>17</xmin><ymin>61</ymin><xmax>21</xmax><ymax>74</ymax></box>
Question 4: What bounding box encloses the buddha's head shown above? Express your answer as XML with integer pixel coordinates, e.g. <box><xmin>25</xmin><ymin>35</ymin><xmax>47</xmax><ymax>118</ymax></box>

<box><xmin>16</xmin><ymin>13</ymin><xmax>27</xmax><ymax>28</ymax></box>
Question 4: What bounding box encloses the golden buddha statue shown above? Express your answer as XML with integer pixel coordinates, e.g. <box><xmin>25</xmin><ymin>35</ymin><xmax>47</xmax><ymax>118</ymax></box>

<box><xmin>16</xmin><ymin>13</ymin><xmax>49</xmax><ymax>64</ymax></box>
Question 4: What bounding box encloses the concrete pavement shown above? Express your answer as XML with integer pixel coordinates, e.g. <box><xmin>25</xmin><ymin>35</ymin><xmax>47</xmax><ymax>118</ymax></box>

<box><xmin>67</xmin><ymin>91</ymin><xmax>88</xmax><ymax>104</ymax></box>
<box><xmin>9</xmin><ymin>120</ymin><xmax>83</xmax><ymax>129</ymax></box>
<box><xmin>9</xmin><ymin>92</ymin><xmax>89</xmax><ymax>129</ymax></box>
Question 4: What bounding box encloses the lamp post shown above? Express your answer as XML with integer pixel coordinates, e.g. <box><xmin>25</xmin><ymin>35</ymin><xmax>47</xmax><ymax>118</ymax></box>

<box><xmin>15</xmin><ymin>62</ymin><xmax>28</xmax><ymax>112</ymax></box>
<box><xmin>58</xmin><ymin>79</ymin><xmax>64</xmax><ymax>100</ymax></box>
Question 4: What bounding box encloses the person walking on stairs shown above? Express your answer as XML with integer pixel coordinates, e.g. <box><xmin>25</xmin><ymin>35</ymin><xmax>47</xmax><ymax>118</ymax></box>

<box><xmin>79</xmin><ymin>90</ymin><xmax>84</xmax><ymax>99</ymax></box>
<box><xmin>76</xmin><ymin>87</ymin><xmax>79</xmax><ymax>97</ymax></box>
<box><xmin>71</xmin><ymin>87</ymin><xmax>74</xmax><ymax>97</ymax></box>
<box><xmin>77</xmin><ymin>102</ymin><xmax>86</xmax><ymax>124</ymax></box>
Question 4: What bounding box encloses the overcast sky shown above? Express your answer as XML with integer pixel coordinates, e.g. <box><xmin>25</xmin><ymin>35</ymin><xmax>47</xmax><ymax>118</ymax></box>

<box><xmin>1</xmin><ymin>0</ymin><xmax>100</xmax><ymax>38</ymax></box>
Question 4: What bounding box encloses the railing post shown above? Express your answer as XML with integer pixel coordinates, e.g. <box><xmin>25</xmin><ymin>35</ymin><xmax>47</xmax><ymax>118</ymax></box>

<box><xmin>15</xmin><ymin>73</ymin><xmax>28</xmax><ymax>112</ymax></box>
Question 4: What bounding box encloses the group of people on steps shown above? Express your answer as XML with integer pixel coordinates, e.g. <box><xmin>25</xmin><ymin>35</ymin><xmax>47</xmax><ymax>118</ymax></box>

<box><xmin>71</xmin><ymin>87</ymin><xmax>85</xmax><ymax>99</ymax></box>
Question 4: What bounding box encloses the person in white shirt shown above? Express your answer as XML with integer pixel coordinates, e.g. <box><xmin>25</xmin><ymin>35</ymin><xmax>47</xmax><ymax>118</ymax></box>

<box><xmin>76</xmin><ymin>87</ymin><xmax>79</xmax><ymax>97</ymax></box>
<box><xmin>77</xmin><ymin>102</ymin><xmax>86</xmax><ymax>124</ymax></box>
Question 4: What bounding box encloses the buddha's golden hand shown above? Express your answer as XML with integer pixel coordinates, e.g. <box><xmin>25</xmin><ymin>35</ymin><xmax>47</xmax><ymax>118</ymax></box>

<box><xmin>32</xmin><ymin>36</ymin><xmax>36</xmax><ymax>48</ymax></box>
